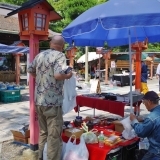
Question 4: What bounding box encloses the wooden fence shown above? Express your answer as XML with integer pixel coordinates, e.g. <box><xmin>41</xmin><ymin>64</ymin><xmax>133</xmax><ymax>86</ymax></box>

<box><xmin>108</xmin><ymin>60</ymin><xmax>159</xmax><ymax>70</ymax></box>
<box><xmin>0</xmin><ymin>71</ymin><xmax>16</xmax><ymax>82</ymax></box>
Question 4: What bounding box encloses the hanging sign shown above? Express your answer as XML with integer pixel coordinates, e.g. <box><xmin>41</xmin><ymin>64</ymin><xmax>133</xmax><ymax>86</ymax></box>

<box><xmin>90</xmin><ymin>79</ymin><xmax>101</xmax><ymax>94</ymax></box>
<box><xmin>111</xmin><ymin>61</ymin><xmax>116</xmax><ymax>68</ymax></box>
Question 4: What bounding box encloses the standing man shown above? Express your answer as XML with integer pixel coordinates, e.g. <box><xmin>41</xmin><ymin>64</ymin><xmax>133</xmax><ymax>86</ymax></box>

<box><xmin>130</xmin><ymin>91</ymin><xmax>160</xmax><ymax>160</ymax></box>
<box><xmin>156</xmin><ymin>63</ymin><xmax>160</xmax><ymax>92</ymax></box>
<box><xmin>27</xmin><ymin>35</ymin><xmax>72</xmax><ymax>160</ymax></box>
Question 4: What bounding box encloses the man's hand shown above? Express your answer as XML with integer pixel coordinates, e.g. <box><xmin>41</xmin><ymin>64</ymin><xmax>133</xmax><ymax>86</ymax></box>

<box><xmin>132</xmin><ymin>79</ymin><xmax>135</xmax><ymax>85</ymax></box>
<box><xmin>137</xmin><ymin>116</ymin><xmax>144</xmax><ymax>122</ymax></box>
<box><xmin>156</xmin><ymin>75</ymin><xmax>159</xmax><ymax>79</ymax></box>
<box><xmin>130</xmin><ymin>113</ymin><xmax>137</xmax><ymax>121</ymax></box>
<box><xmin>66</xmin><ymin>71</ymin><xmax>72</xmax><ymax>79</ymax></box>
<box><xmin>54</xmin><ymin>71</ymin><xmax>72</xmax><ymax>80</ymax></box>
<box><xmin>29</xmin><ymin>72</ymin><xmax>36</xmax><ymax>78</ymax></box>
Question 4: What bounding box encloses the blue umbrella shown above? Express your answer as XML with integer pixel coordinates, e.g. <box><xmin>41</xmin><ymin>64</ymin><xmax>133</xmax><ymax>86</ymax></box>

<box><xmin>63</xmin><ymin>0</ymin><xmax>160</xmax><ymax>47</ymax></box>
<box><xmin>62</xmin><ymin>0</ymin><xmax>160</xmax><ymax>112</ymax></box>
<box><xmin>0</xmin><ymin>43</ymin><xmax>29</xmax><ymax>54</ymax></box>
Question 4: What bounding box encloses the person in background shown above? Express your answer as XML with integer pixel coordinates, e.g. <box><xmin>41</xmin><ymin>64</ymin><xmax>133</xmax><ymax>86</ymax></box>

<box><xmin>27</xmin><ymin>35</ymin><xmax>72</xmax><ymax>160</ymax></box>
<box><xmin>133</xmin><ymin>60</ymin><xmax>149</xmax><ymax>115</ymax></box>
<box><xmin>90</xmin><ymin>64</ymin><xmax>96</xmax><ymax>79</ymax></box>
<box><xmin>95</xmin><ymin>63</ymin><xmax>100</xmax><ymax>79</ymax></box>
<box><xmin>156</xmin><ymin>63</ymin><xmax>160</xmax><ymax>93</ymax></box>
<box><xmin>140</xmin><ymin>60</ymin><xmax>149</xmax><ymax>94</ymax></box>
<box><xmin>130</xmin><ymin>91</ymin><xmax>160</xmax><ymax>160</ymax></box>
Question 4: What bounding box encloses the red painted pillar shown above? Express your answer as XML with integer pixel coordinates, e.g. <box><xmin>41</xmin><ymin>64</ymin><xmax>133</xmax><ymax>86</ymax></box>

<box><xmin>105</xmin><ymin>58</ymin><xmax>109</xmax><ymax>84</ymax></box>
<box><xmin>29</xmin><ymin>34</ymin><xmax>39</xmax><ymax>151</ymax></box>
<box><xmin>15</xmin><ymin>54</ymin><xmax>20</xmax><ymax>84</ymax></box>
<box><xmin>132</xmin><ymin>40</ymin><xmax>148</xmax><ymax>92</ymax></box>
<box><xmin>69</xmin><ymin>57</ymin><xmax>74</xmax><ymax>68</ymax></box>
<box><xmin>135</xmin><ymin>51</ymin><xmax>141</xmax><ymax>92</ymax></box>
<box><xmin>102</xmin><ymin>50</ymin><xmax>112</xmax><ymax>85</ymax></box>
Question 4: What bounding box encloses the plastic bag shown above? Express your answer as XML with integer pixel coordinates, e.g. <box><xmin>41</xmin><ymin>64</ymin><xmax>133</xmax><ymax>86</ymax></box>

<box><xmin>43</xmin><ymin>143</ymin><xmax>47</xmax><ymax>160</ymax></box>
<box><xmin>62</xmin><ymin>75</ymin><xmax>77</xmax><ymax>115</ymax></box>
<box><xmin>139</xmin><ymin>138</ymin><xmax>149</xmax><ymax>150</ymax></box>
<box><xmin>81</xmin><ymin>122</ymin><xmax>98</xmax><ymax>144</ymax></box>
<box><xmin>121</xmin><ymin>117</ymin><xmax>136</xmax><ymax>140</ymax></box>
<box><xmin>43</xmin><ymin>141</ymin><xmax>68</xmax><ymax>160</ymax></box>
<box><xmin>122</xmin><ymin>129</ymin><xmax>136</xmax><ymax>140</ymax></box>
<box><xmin>121</xmin><ymin>117</ymin><xmax>132</xmax><ymax>131</ymax></box>
<box><xmin>82</xmin><ymin>131</ymin><xmax>98</xmax><ymax>144</ymax></box>
<box><xmin>61</xmin><ymin>137</ymin><xmax>76</xmax><ymax>160</ymax></box>
<box><xmin>63</xmin><ymin>136</ymin><xmax>89</xmax><ymax>160</ymax></box>
<box><xmin>61</xmin><ymin>142</ymin><xmax>67</xmax><ymax>160</ymax></box>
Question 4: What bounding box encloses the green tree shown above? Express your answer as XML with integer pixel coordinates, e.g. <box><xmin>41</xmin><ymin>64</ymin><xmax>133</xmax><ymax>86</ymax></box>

<box><xmin>3</xmin><ymin>0</ymin><xmax>28</xmax><ymax>5</ymax></box>
<box><xmin>147</xmin><ymin>43</ymin><xmax>160</xmax><ymax>52</ymax></box>
<box><xmin>49</xmin><ymin>0</ymin><xmax>101</xmax><ymax>33</ymax></box>
<box><xmin>65</xmin><ymin>0</ymin><xmax>97</xmax><ymax>20</ymax></box>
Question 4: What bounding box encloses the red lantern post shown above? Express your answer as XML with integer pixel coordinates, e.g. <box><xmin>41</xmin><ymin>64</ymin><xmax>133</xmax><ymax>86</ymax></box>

<box><xmin>131</xmin><ymin>39</ymin><xmax>148</xmax><ymax>92</ymax></box>
<box><xmin>102</xmin><ymin>49</ymin><xmax>112</xmax><ymax>84</ymax></box>
<box><xmin>13</xmin><ymin>42</ymin><xmax>25</xmax><ymax>85</ymax></box>
<box><xmin>96</xmin><ymin>47</ymin><xmax>103</xmax><ymax>71</ymax></box>
<box><xmin>13</xmin><ymin>53</ymin><xmax>23</xmax><ymax>84</ymax></box>
<box><xmin>66</xmin><ymin>46</ymin><xmax>77</xmax><ymax>68</ymax></box>
<box><xmin>96</xmin><ymin>47</ymin><xmax>103</xmax><ymax>81</ymax></box>
<box><xmin>6</xmin><ymin>0</ymin><xmax>62</xmax><ymax>151</ymax></box>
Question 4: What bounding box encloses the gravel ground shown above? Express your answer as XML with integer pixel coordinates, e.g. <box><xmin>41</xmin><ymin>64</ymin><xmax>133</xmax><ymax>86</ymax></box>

<box><xmin>0</xmin><ymin>89</ymin><xmax>30</xmax><ymax>160</ymax></box>
<box><xmin>1</xmin><ymin>140</ymin><xmax>29</xmax><ymax>160</ymax></box>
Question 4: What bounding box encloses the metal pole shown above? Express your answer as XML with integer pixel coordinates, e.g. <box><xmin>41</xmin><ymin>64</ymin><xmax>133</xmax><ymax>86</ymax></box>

<box><xmin>129</xmin><ymin>29</ymin><xmax>133</xmax><ymax>113</ymax></box>
<box><xmin>85</xmin><ymin>46</ymin><xmax>89</xmax><ymax>82</ymax></box>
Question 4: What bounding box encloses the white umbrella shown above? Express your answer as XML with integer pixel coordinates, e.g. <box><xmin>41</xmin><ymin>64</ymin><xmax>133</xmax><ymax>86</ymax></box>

<box><xmin>77</xmin><ymin>52</ymin><xmax>102</xmax><ymax>63</ymax></box>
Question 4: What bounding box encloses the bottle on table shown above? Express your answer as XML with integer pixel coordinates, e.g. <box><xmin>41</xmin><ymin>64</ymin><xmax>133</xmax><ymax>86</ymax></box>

<box><xmin>98</xmin><ymin>131</ymin><xmax>105</xmax><ymax>148</ymax></box>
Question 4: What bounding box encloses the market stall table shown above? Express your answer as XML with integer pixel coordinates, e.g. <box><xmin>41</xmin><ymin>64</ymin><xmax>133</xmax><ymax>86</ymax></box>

<box><xmin>75</xmin><ymin>95</ymin><xmax>125</xmax><ymax>117</ymax></box>
<box><xmin>62</xmin><ymin>133</ymin><xmax>139</xmax><ymax>160</ymax></box>
<box><xmin>112</xmin><ymin>74</ymin><xmax>136</xmax><ymax>87</ymax></box>
<box><xmin>75</xmin><ymin>95</ymin><xmax>142</xmax><ymax>117</ymax></box>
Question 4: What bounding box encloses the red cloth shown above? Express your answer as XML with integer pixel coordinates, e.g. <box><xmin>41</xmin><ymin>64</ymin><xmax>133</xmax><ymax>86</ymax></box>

<box><xmin>75</xmin><ymin>96</ymin><xmax>125</xmax><ymax>117</ymax></box>
<box><xmin>62</xmin><ymin>134</ymin><xmax>139</xmax><ymax>160</ymax></box>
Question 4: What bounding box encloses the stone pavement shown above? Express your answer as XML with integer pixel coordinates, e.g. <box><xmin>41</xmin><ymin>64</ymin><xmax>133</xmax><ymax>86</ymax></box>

<box><xmin>0</xmin><ymin>78</ymin><xmax>158</xmax><ymax>143</ymax></box>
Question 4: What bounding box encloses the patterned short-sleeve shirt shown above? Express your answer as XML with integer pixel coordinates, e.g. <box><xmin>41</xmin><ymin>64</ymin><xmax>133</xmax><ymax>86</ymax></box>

<box><xmin>27</xmin><ymin>49</ymin><xmax>66</xmax><ymax>107</ymax></box>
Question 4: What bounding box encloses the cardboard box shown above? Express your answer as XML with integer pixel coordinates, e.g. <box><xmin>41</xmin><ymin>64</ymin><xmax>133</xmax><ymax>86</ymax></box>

<box><xmin>112</xmin><ymin>121</ymin><xmax>124</xmax><ymax>133</ymax></box>
<box><xmin>11</xmin><ymin>130</ymin><xmax>30</xmax><ymax>144</ymax></box>
<box><xmin>64</xmin><ymin>128</ymin><xmax>84</xmax><ymax>138</ymax></box>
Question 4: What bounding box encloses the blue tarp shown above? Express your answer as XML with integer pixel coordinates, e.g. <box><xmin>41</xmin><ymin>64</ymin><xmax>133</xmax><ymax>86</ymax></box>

<box><xmin>0</xmin><ymin>43</ymin><xmax>29</xmax><ymax>54</ymax></box>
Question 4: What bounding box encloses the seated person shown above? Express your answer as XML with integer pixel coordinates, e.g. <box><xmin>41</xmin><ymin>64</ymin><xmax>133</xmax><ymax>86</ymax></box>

<box><xmin>130</xmin><ymin>91</ymin><xmax>160</xmax><ymax>160</ymax></box>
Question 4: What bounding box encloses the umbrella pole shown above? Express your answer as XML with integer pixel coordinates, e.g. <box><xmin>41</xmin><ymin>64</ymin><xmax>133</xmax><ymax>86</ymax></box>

<box><xmin>129</xmin><ymin>30</ymin><xmax>133</xmax><ymax>113</ymax></box>
<box><xmin>85</xmin><ymin>46</ymin><xmax>89</xmax><ymax>82</ymax></box>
